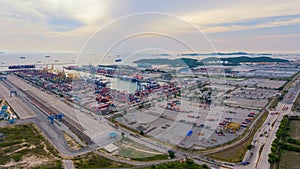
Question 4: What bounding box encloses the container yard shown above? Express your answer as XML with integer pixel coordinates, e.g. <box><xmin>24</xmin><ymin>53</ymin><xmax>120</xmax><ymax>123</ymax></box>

<box><xmin>1</xmin><ymin>62</ymin><xmax>291</xmax><ymax>151</ymax></box>
<box><xmin>4</xmin><ymin>74</ymin><xmax>116</xmax><ymax>145</ymax></box>
<box><xmin>4</xmin><ymin>64</ymin><xmax>266</xmax><ymax>149</ymax></box>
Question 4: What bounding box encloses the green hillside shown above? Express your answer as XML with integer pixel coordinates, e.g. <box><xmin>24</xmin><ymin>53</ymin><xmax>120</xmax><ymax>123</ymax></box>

<box><xmin>133</xmin><ymin>56</ymin><xmax>289</xmax><ymax>67</ymax></box>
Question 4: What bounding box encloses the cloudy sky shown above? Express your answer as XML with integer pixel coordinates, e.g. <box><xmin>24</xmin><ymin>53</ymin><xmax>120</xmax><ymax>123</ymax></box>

<box><xmin>1</xmin><ymin>0</ymin><xmax>300</xmax><ymax>53</ymax></box>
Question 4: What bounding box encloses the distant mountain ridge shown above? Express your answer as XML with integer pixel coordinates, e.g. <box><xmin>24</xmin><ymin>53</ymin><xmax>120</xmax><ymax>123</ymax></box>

<box><xmin>134</xmin><ymin>58</ymin><xmax>202</xmax><ymax>67</ymax></box>
<box><xmin>157</xmin><ymin>52</ymin><xmax>273</xmax><ymax>56</ymax></box>
<box><xmin>134</xmin><ymin>56</ymin><xmax>289</xmax><ymax>67</ymax></box>
<box><xmin>181</xmin><ymin>52</ymin><xmax>252</xmax><ymax>56</ymax></box>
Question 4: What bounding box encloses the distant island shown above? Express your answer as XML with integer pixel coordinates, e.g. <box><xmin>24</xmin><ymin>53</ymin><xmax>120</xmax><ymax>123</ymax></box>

<box><xmin>134</xmin><ymin>56</ymin><xmax>289</xmax><ymax>67</ymax></box>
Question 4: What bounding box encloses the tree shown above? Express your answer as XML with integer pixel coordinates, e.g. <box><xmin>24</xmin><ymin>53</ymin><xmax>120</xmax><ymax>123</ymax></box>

<box><xmin>168</xmin><ymin>150</ymin><xmax>175</xmax><ymax>159</ymax></box>
<box><xmin>140</xmin><ymin>131</ymin><xmax>145</xmax><ymax>135</ymax></box>
<box><xmin>202</xmin><ymin>164</ymin><xmax>209</xmax><ymax>169</ymax></box>
<box><xmin>247</xmin><ymin>144</ymin><xmax>253</xmax><ymax>150</ymax></box>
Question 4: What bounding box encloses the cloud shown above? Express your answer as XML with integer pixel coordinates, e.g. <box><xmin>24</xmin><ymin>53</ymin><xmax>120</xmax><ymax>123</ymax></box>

<box><xmin>47</xmin><ymin>16</ymin><xmax>85</xmax><ymax>32</ymax></box>
<box><xmin>252</xmin><ymin>33</ymin><xmax>300</xmax><ymax>39</ymax></box>
<box><xmin>0</xmin><ymin>0</ymin><xmax>299</xmax><ymax>52</ymax></box>
<box><xmin>202</xmin><ymin>16</ymin><xmax>300</xmax><ymax>33</ymax></box>
<box><xmin>0</xmin><ymin>0</ymin><xmax>110</xmax><ymax>32</ymax></box>
<box><xmin>182</xmin><ymin>0</ymin><xmax>300</xmax><ymax>32</ymax></box>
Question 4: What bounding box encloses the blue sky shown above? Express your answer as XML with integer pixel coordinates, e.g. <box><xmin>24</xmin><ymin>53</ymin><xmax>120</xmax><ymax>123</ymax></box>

<box><xmin>0</xmin><ymin>0</ymin><xmax>299</xmax><ymax>53</ymax></box>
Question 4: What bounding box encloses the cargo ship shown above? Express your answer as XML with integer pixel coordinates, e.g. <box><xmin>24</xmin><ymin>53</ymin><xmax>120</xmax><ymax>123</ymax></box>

<box><xmin>8</xmin><ymin>64</ymin><xmax>35</xmax><ymax>69</ymax></box>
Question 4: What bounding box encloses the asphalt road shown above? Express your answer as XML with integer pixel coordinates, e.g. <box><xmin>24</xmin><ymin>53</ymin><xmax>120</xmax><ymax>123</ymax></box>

<box><xmin>237</xmin><ymin>77</ymin><xmax>300</xmax><ymax>169</ymax></box>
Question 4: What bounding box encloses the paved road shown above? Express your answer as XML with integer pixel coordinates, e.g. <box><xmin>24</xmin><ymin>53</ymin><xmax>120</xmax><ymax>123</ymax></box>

<box><xmin>237</xmin><ymin>77</ymin><xmax>300</xmax><ymax>169</ymax></box>
<box><xmin>62</xmin><ymin>160</ymin><xmax>75</xmax><ymax>169</ymax></box>
<box><xmin>256</xmin><ymin>78</ymin><xmax>300</xmax><ymax>169</ymax></box>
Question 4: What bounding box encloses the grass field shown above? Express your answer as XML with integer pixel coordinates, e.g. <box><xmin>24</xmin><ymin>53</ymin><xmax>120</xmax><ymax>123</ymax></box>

<box><xmin>270</xmin><ymin>116</ymin><xmax>300</xmax><ymax>168</ymax></box>
<box><xmin>208</xmin><ymin>111</ymin><xmax>268</xmax><ymax>162</ymax></box>
<box><xmin>117</xmin><ymin>147</ymin><xmax>156</xmax><ymax>159</ymax></box>
<box><xmin>288</xmin><ymin>120</ymin><xmax>300</xmax><ymax>140</ymax></box>
<box><xmin>0</xmin><ymin>124</ymin><xmax>61</xmax><ymax>168</ymax></box>
<box><xmin>114</xmin><ymin>137</ymin><xmax>168</xmax><ymax>160</ymax></box>
<box><xmin>73</xmin><ymin>152</ymin><xmax>132</xmax><ymax>169</ymax></box>
<box><xmin>278</xmin><ymin>119</ymin><xmax>300</xmax><ymax>169</ymax></box>
<box><xmin>139</xmin><ymin>159</ymin><xmax>210</xmax><ymax>169</ymax></box>
<box><xmin>278</xmin><ymin>150</ymin><xmax>300</xmax><ymax>169</ymax></box>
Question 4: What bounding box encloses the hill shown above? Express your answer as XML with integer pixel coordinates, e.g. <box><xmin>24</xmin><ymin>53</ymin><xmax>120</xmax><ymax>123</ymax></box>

<box><xmin>133</xmin><ymin>56</ymin><xmax>289</xmax><ymax>67</ymax></box>
<box><xmin>134</xmin><ymin>58</ymin><xmax>203</xmax><ymax>67</ymax></box>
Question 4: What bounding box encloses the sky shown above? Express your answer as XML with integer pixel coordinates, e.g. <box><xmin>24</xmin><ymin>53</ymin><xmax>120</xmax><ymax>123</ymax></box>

<box><xmin>1</xmin><ymin>0</ymin><xmax>300</xmax><ymax>53</ymax></box>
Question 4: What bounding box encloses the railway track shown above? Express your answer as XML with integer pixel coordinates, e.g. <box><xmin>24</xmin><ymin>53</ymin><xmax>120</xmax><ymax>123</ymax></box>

<box><xmin>5</xmin><ymin>78</ymin><xmax>94</xmax><ymax>145</ymax></box>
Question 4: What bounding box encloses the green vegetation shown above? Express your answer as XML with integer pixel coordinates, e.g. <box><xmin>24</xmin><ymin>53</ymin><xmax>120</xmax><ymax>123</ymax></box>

<box><xmin>134</xmin><ymin>58</ymin><xmax>203</xmax><ymax>67</ymax></box>
<box><xmin>113</xmin><ymin>137</ymin><xmax>167</xmax><ymax>161</ymax></box>
<box><xmin>270</xmin><ymin>77</ymin><xmax>293</xmax><ymax>83</ymax></box>
<box><xmin>116</xmin><ymin>147</ymin><xmax>165</xmax><ymax>160</ymax></box>
<box><xmin>168</xmin><ymin>150</ymin><xmax>175</xmax><ymax>159</ymax></box>
<box><xmin>269</xmin><ymin>116</ymin><xmax>300</xmax><ymax>168</ymax></box>
<box><xmin>288</xmin><ymin>119</ymin><xmax>300</xmax><ymax>140</ymax></box>
<box><xmin>134</xmin><ymin>56</ymin><xmax>289</xmax><ymax>67</ymax></box>
<box><xmin>73</xmin><ymin>152</ymin><xmax>132</xmax><ymax>169</ymax></box>
<box><xmin>31</xmin><ymin>160</ymin><xmax>63</xmax><ymax>169</ymax></box>
<box><xmin>278</xmin><ymin>150</ymin><xmax>300</xmax><ymax>169</ymax></box>
<box><xmin>0</xmin><ymin>124</ymin><xmax>62</xmax><ymax>168</ymax></box>
<box><xmin>132</xmin><ymin>154</ymin><xmax>169</xmax><ymax>162</ymax></box>
<box><xmin>140</xmin><ymin>159</ymin><xmax>209</xmax><ymax>169</ymax></box>
<box><xmin>209</xmin><ymin>111</ymin><xmax>268</xmax><ymax>162</ymax></box>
